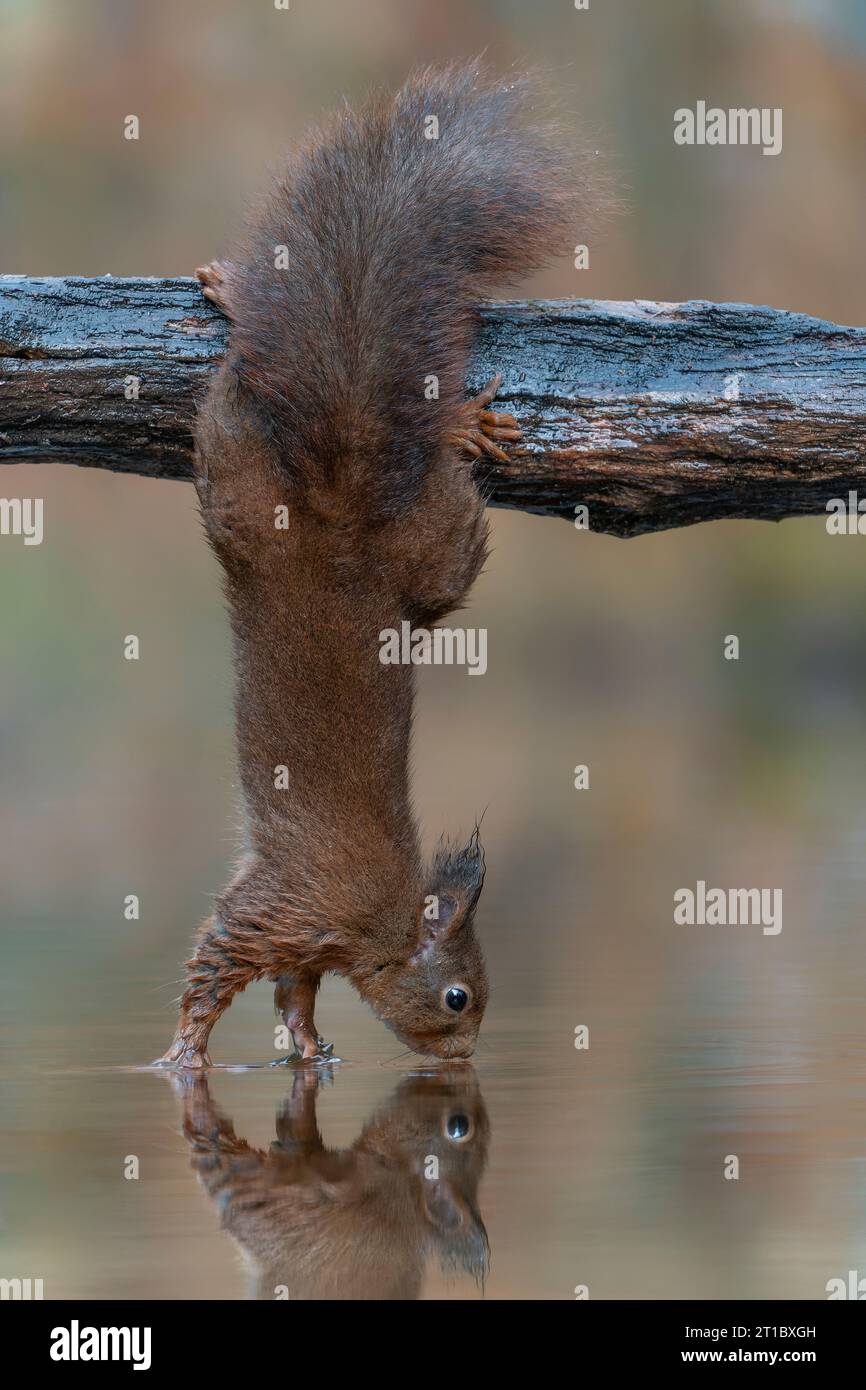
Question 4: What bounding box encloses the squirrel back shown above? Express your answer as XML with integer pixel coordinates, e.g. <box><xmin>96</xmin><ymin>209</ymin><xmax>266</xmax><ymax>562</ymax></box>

<box><xmin>224</xmin><ymin>61</ymin><xmax>600</xmax><ymax>515</ymax></box>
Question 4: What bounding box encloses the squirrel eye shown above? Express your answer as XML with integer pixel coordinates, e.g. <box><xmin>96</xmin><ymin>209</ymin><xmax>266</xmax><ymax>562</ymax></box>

<box><xmin>444</xmin><ymin>986</ymin><xmax>468</xmax><ymax>1013</ymax></box>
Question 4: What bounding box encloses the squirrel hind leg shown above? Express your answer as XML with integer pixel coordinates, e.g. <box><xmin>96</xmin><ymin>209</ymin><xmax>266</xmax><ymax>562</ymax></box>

<box><xmin>195</xmin><ymin>260</ymin><xmax>237</xmax><ymax>320</ymax></box>
<box><xmin>447</xmin><ymin>375</ymin><xmax>523</xmax><ymax>463</ymax></box>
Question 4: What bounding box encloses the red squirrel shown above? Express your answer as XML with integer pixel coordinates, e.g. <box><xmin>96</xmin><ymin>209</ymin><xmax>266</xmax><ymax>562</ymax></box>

<box><xmin>157</xmin><ymin>62</ymin><xmax>594</xmax><ymax>1069</ymax></box>
<box><xmin>177</xmin><ymin>1068</ymin><xmax>489</xmax><ymax>1299</ymax></box>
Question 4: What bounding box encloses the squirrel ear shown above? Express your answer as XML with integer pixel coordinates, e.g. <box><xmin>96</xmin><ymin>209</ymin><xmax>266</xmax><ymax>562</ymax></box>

<box><xmin>413</xmin><ymin>893</ymin><xmax>462</xmax><ymax>959</ymax></box>
<box><xmin>412</xmin><ymin>830</ymin><xmax>486</xmax><ymax>959</ymax></box>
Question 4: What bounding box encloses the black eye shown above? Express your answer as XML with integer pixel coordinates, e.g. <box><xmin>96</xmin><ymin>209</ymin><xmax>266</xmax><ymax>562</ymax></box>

<box><xmin>447</xmin><ymin>1112</ymin><xmax>470</xmax><ymax>1140</ymax></box>
<box><xmin>445</xmin><ymin>987</ymin><xmax>468</xmax><ymax>1013</ymax></box>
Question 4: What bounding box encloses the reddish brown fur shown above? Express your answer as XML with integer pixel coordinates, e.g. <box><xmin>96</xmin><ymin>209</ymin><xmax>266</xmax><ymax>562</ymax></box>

<box><xmin>156</xmin><ymin>62</ymin><xmax>599</xmax><ymax>1068</ymax></box>
<box><xmin>177</xmin><ymin>1069</ymin><xmax>489</xmax><ymax>1299</ymax></box>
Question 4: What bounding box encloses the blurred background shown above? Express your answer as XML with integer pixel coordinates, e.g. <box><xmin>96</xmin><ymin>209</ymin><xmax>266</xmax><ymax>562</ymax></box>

<box><xmin>2</xmin><ymin>0</ymin><xmax>866</xmax><ymax>1300</ymax></box>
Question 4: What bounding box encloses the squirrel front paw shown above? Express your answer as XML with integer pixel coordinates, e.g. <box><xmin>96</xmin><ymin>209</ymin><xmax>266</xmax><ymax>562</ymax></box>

<box><xmin>271</xmin><ymin>1042</ymin><xmax>338</xmax><ymax>1067</ymax></box>
<box><xmin>273</xmin><ymin>1030</ymin><xmax>337</xmax><ymax>1064</ymax></box>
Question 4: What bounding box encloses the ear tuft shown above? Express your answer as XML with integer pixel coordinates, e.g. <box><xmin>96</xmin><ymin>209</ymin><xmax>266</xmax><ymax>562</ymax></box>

<box><xmin>430</xmin><ymin>826</ymin><xmax>486</xmax><ymax>914</ymax></box>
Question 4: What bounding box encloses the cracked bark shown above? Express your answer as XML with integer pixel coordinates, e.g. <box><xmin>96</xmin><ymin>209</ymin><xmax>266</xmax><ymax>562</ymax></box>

<box><xmin>1</xmin><ymin>275</ymin><xmax>864</xmax><ymax>537</ymax></box>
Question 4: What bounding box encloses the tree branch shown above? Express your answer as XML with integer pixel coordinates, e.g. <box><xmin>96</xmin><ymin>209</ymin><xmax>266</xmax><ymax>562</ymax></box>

<box><xmin>1</xmin><ymin>275</ymin><xmax>864</xmax><ymax>537</ymax></box>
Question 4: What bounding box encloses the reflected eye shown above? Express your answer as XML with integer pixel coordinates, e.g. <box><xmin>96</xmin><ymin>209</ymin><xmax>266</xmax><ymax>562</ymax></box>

<box><xmin>446</xmin><ymin>1112</ymin><xmax>471</xmax><ymax>1141</ymax></box>
<box><xmin>444</xmin><ymin>986</ymin><xmax>468</xmax><ymax>1013</ymax></box>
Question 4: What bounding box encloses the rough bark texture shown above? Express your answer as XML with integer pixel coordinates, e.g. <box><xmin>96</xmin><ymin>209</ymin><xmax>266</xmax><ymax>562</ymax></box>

<box><xmin>1</xmin><ymin>275</ymin><xmax>864</xmax><ymax>537</ymax></box>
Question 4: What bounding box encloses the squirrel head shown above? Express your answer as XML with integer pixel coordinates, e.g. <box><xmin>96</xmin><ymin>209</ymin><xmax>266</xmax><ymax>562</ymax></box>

<box><xmin>359</xmin><ymin>830</ymin><xmax>488</xmax><ymax>1060</ymax></box>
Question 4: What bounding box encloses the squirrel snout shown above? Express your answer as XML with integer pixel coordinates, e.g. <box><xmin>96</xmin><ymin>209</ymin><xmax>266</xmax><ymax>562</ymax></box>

<box><xmin>384</xmin><ymin>1019</ymin><xmax>478</xmax><ymax>1061</ymax></box>
<box><xmin>413</xmin><ymin>1033</ymin><xmax>477</xmax><ymax>1062</ymax></box>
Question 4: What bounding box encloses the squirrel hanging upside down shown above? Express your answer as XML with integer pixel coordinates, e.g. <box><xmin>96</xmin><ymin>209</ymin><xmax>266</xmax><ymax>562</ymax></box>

<box><xmin>156</xmin><ymin>61</ymin><xmax>598</xmax><ymax>1069</ymax></box>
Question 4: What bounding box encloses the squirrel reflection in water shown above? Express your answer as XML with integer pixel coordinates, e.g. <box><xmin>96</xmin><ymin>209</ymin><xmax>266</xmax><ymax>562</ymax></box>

<box><xmin>175</xmin><ymin>1067</ymin><xmax>489</xmax><ymax>1300</ymax></box>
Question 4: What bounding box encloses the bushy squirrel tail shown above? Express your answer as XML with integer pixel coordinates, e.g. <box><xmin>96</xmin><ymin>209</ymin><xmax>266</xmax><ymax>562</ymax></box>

<box><xmin>225</xmin><ymin>61</ymin><xmax>606</xmax><ymax>506</ymax></box>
